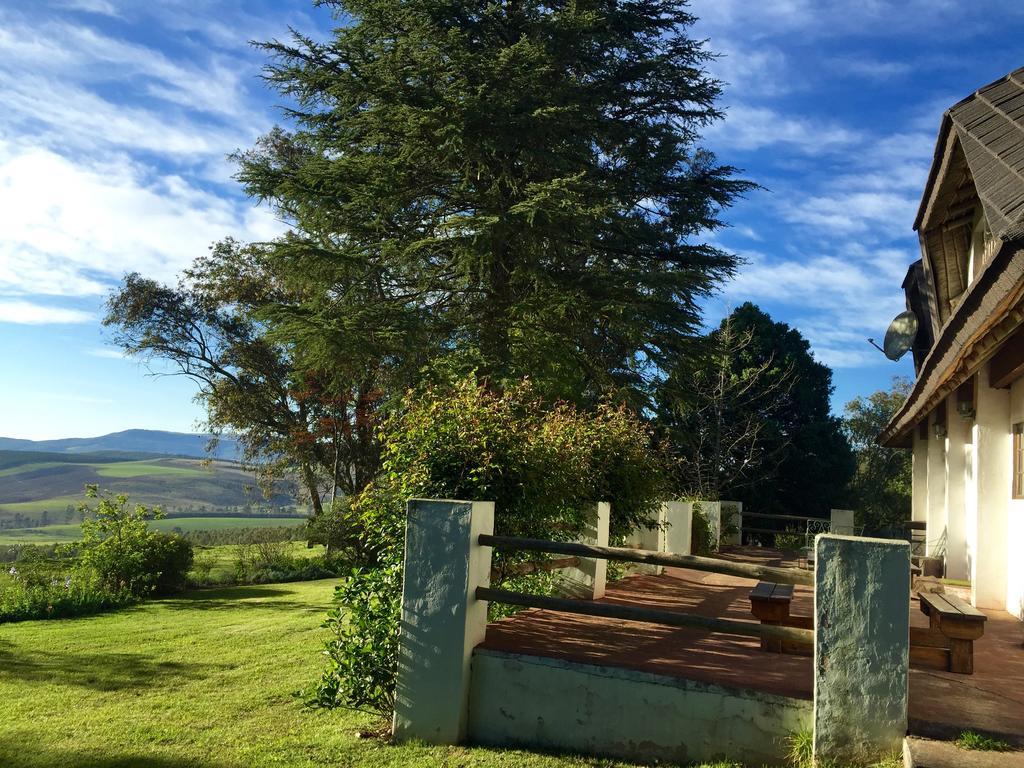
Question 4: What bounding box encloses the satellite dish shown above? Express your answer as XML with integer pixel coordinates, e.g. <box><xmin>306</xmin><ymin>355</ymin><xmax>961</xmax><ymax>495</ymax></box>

<box><xmin>881</xmin><ymin>310</ymin><xmax>919</xmax><ymax>361</ymax></box>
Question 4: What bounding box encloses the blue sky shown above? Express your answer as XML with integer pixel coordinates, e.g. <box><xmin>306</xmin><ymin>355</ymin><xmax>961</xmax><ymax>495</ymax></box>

<box><xmin>1</xmin><ymin>0</ymin><xmax>1023</xmax><ymax>440</ymax></box>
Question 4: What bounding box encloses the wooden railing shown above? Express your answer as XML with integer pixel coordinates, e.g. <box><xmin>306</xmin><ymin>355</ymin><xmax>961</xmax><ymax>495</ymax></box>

<box><xmin>477</xmin><ymin>534</ymin><xmax>814</xmax><ymax>645</ymax></box>
<box><xmin>479</xmin><ymin>534</ymin><xmax>813</xmax><ymax>585</ymax></box>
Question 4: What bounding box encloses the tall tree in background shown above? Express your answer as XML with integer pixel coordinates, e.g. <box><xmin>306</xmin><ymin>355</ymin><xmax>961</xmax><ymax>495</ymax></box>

<box><xmin>843</xmin><ymin>377</ymin><xmax>912</xmax><ymax>532</ymax></box>
<box><xmin>236</xmin><ymin>0</ymin><xmax>754</xmax><ymax>408</ymax></box>
<box><xmin>661</xmin><ymin>303</ymin><xmax>854</xmax><ymax>517</ymax></box>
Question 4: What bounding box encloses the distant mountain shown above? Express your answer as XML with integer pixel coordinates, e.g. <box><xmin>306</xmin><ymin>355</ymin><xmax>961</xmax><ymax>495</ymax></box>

<box><xmin>0</xmin><ymin>430</ymin><xmax>241</xmax><ymax>460</ymax></box>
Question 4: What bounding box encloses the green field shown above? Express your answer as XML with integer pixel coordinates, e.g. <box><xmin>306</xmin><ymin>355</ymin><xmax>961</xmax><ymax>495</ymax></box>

<box><xmin>0</xmin><ymin>580</ymin><xmax>698</xmax><ymax>768</ymax></box>
<box><xmin>0</xmin><ymin>450</ymin><xmax>297</xmax><ymax>526</ymax></box>
<box><xmin>0</xmin><ymin>516</ymin><xmax>306</xmax><ymax>545</ymax></box>
<box><xmin>94</xmin><ymin>461</ymin><xmax>209</xmax><ymax>479</ymax></box>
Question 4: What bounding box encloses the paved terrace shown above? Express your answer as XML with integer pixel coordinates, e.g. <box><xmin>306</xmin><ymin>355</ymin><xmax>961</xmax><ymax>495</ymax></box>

<box><xmin>478</xmin><ymin>546</ymin><xmax>1024</xmax><ymax>743</ymax></box>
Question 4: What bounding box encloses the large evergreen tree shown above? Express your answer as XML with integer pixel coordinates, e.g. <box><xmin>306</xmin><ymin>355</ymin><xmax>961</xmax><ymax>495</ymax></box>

<box><xmin>662</xmin><ymin>303</ymin><xmax>854</xmax><ymax>518</ymax></box>
<box><xmin>236</xmin><ymin>0</ymin><xmax>753</xmax><ymax>407</ymax></box>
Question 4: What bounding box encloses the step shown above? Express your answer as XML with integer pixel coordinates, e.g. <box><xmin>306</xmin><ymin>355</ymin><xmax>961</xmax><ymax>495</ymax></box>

<box><xmin>904</xmin><ymin>736</ymin><xmax>1024</xmax><ymax>768</ymax></box>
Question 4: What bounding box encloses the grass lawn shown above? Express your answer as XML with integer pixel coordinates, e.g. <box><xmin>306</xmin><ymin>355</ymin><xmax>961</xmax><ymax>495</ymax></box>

<box><xmin>0</xmin><ymin>579</ymin><xmax>751</xmax><ymax>768</ymax></box>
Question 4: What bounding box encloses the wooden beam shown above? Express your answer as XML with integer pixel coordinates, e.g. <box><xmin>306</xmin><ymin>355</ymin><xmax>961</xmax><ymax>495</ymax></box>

<box><xmin>989</xmin><ymin>325</ymin><xmax>1024</xmax><ymax>388</ymax></box>
<box><xmin>476</xmin><ymin>586</ymin><xmax>815</xmax><ymax>645</ymax></box>
<box><xmin>478</xmin><ymin>534</ymin><xmax>814</xmax><ymax>586</ymax></box>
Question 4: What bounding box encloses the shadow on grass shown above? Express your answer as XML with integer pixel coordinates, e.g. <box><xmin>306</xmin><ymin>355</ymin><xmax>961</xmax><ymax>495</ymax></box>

<box><xmin>0</xmin><ymin>643</ymin><xmax>229</xmax><ymax>692</ymax></box>
<box><xmin>157</xmin><ymin>585</ymin><xmax>313</xmax><ymax>612</ymax></box>
<box><xmin>0</xmin><ymin>735</ymin><xmax>231</xmax><ymax>768</ymax></box>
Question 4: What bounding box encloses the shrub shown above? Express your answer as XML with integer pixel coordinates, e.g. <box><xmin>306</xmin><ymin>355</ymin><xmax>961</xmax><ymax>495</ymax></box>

<box><xmin>691</xmin><ymin>503</ymin><xmax>716</xmax><ymax>556</ymax></box>
<box><xmin>68</xmin><ymin>486</ymin><xmax>192</xmax><ymax>598</ymax></box>
<box><xmin>305</xmin><ymin>565</ymin><xmax>401</xmax><ymax>716</ymax></box>
<box><xmin>308</xmin><ymin>376</ymin><xmax>669</xmax><ymax>716</ymax></box>
<box><xmin>143</xmin><ymin>533</ymin><xmax>194</xmax><ymax>595</ymax></box>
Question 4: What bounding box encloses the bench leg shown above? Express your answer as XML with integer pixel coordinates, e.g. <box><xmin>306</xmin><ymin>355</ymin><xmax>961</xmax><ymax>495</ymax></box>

<box><xmin>950</xmin><ymin>639</ymin><xmax>973</xmax><ymax>674</ymax></box>
<box><xmin>762</xmin><ymin>621</ymin><xmax>782</xmax><ymax>653</ymax></box>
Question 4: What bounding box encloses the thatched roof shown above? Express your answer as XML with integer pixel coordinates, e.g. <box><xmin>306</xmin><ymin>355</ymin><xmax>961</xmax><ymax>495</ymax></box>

<box><xmin>880</xmin><ymin>67</ymin><xmax>1024</xmax><ymax>447</ymax></box>
<box><xmin>916</xmin><ymin>66</ymin><xmax>1024</xmax><ymax>243</ymax></box>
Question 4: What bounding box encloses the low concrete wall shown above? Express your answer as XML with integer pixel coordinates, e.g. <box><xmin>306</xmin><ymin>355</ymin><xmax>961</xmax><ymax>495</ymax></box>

<box><xmin>469</xmin><ymin>648</ymin><xmax>811</xmax><ymax>766</ymax></box>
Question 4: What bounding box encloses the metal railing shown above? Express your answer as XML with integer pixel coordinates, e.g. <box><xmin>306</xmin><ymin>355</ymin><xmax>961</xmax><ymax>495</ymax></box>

<box><xmin>478</xmin><ymin>534</ymin><xmax>814</xmax><ymax>645</ymax></box>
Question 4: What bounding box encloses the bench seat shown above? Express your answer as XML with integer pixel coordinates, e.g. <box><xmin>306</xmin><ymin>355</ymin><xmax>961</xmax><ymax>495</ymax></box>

<box><xmin>911</xmin><ymin>591</ymin><xmax>987</xmax><ymax>674</ymax></box>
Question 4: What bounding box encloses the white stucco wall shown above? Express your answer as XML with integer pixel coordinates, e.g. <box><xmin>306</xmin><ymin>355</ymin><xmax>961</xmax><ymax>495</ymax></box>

<box><xmin>1007</xmin><ymin>380</ymin><xmax>1024</xmax><ymax>618</ymax></box>
<box><xmin>943</xmin><ymin>395</ymin><xmax>970</xmax><ymax>581</ymax></box>
<box><xmin>972</xmin><ymin>364</ymin><xmax>1011</xmax><ymax>610</ymax></box>
<box><xmin>912</xmin><ymin>433</ymin><xmax>928</xmax><ymax>524</ymax></box>
<box><xmin>926</xmin><ymin>414</ymin><xmax>947</xmax><ymax>558</ymax></box>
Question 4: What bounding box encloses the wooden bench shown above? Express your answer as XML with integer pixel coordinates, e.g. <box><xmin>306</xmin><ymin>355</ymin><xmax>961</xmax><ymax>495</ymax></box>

<box><xmin>749</xmin><ymin>581</ymin><xmax>812</xmax><ymax>654</ymax></box>
<box><xmin>910</xmin><ymin>591</ymin><xmax>987</xmax><ymax>674</ymax></box>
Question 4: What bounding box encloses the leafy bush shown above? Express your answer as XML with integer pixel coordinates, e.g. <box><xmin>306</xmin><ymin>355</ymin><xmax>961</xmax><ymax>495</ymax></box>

<box><xmin>0</xmin><ymin>569</ymin><xmax>126</xmax><ymax>623</ymax></box>
<box><xmin>305</xmin><ymin>565</ymin><xmax>401</xmax><ymax>716</ymax></box>
<box><xmin>308</xmin><ymin>376</ymin><xmax>669</xmax><ymax>716</ymax></box>
<box><xmin>143</xmin><ymin>533</ymin><xmax>194</xmax><ymax>595</ymax></box>
<box><xmin>691</xmin><ymin>503</ymin><xmax>716</xmax><ymax>556</ymax></box>
<box><xmin>69</xmin><ymin>486</ymin><xmax>192</xmax><ymax>597</ymax></box>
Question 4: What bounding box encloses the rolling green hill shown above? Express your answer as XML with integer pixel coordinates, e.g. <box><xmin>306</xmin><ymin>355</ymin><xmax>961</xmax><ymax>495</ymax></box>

<box><xmin>0</xmin><ymin>450</ymin><xmax>302</xmax><ymax>529</ymax></box>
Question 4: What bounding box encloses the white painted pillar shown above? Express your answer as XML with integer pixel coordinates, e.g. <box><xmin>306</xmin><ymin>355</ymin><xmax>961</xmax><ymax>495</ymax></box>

<box><xmin>813</xmin><ymin>535</ymin><xmax>909</xmax><ymax>766</ymax></box>
<box><xmin>829</xmin><ymin>509</ymin><xmax>855</xmax><ymax>536</ymax></box>
<box><xmin>560</xmin><ymin>502</ymin><xmax>610</xmax><ymax>599</ymax></box>
<box><xmin>912</xmin><ymin>430</ymin><xmax>929</xmax><ymax>524</ymax></box>
<box><xmin>972</xmin><ymin>364</ymin><xmax>1011</xmax><ymax>610</ymax></box>
<box><xmin>926</xmin><ymin>414</ymin><xmax>948</xmax><ymax>558</ymax></box>
<box><xmin>662</xmin><ymin>501</ymin><xmax>692</xmax><ymax>555</ymax></box>
<box><xmin>720</xmin><ymin>501</ymin><xmax>743</xmax><ymax>545</ymax></box>
<box><xmin>944</xmin><ymin>394</ymin><xmax>970</xmax><ymax>581</ymax></box>
<box><xmin>393</xmin><ymin>499</ymin><xmax>494</xmax><ymax>744</ymax></box>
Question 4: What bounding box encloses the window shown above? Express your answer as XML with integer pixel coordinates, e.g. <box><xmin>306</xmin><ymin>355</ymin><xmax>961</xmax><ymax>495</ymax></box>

<box><xmin>1014</xmin><ymin>423</ymin><xmax>1024</xmax><ymax>499</ymax></box>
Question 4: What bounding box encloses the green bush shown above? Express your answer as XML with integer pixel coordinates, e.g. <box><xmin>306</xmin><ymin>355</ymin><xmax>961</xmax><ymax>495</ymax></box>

<box><xmin>143</xmin><ymin>533</ymin><xmax>194</xmax><ymax>595</ymax></box>
<box><xmin>690</xmin><ymin>503</ymin><xmax>715</xmax><ymax>556</ymax></box>
<box><xmin>308</xmin><ymin>376</ymin><xmax>669</xmax><ymax>717</ymax></box>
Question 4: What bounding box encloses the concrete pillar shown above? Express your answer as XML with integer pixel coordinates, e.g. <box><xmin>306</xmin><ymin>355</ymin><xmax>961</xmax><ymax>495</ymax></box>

<box><xmin>560</xmin><ymin>502</ymin><xmax>610</xmax><ymax>599</ymax></box>
<box><xmin>662</xmin><ymin>501</ymin><xmax>692</xmax><ymax>555</ymax></box>
<box><xmin>720</xmin><ymin>501</ymin><xmax>743</xmax><ymax>545</ymax></box>
<box><xmin>392</xmin><ymin>499</ymin><xmax>494</xmax><ymax>744</ymax></box>
<box><xmin>926</xmin><ymin>413</ymin><xmax>948</xmax><ymax>558</ymax></box>
<box><xmin>702</xmin><ymin>501</ymin><xmax>723</xmax><ymax>547</ymax></box>
<box><xmin>829</xmin><ymin>509</ymin><xmax>855</xmax><ymax>536</ymax></box>
<box><xmin>944</xmin><ymin>395</ymin><xmax>970</xmax><ymax>581</ymax></box>
<box><xmin>972</xmin><ymin>364</ymin><xmax>1010</xmax><ymax>609</ymax></box>
<box><xmin>813</xmin><ymin>535</ymin><xmax>910</xmax><ymax>766</ymax></box>
<box><xmin>911</xmin><ymin>430</ymin><xmax>928</xmax><ymax>524</ymax></box>
<box><xmin>627</xmin><ymin>504</ymin><xmax>665</xmax><ymax>575</ymax></box>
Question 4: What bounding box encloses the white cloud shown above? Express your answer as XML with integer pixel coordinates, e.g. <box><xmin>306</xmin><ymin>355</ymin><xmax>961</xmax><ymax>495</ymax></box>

<box><xmin>706</xmin><ymin>104</ymin><xmax>861</xmax><ymax>154</ymax></box>
<box><xmin>85</xmin><ymin>348</ymin><xmax>127</xmax><ymax>359</ymax></box>
<box><xmin>0</xmin><ymin>301</ymin><xmax>94</xmax><ymax>324</ymax></box>
<box><xmin>0</xmin><ymin>143</ymin><xmax>285</xmax><ymax>296</ymax></box>
<box><xmin>719</xmin><ymin>246</ymin><xmax>910</xmax><ymax>368</ymax></box>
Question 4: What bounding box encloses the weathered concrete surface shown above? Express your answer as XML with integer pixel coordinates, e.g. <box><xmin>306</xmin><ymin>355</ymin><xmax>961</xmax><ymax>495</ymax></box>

<box><xmin>662</xmin><ymin>501</ymin><xmax>691</xmax><ymax>555</ymax></box>
<box><xmin>469</xmin><ymin>648</ymin><xmax>810</xmax><ymax>766</ymax></box>
<box><xmin>559</xmin><ymin>502</ymin><xmax>610</xmax><ymax>599</ymax></box>
<box><xmin>814</xmin><ymin>534</ymin><xmax>910</xmax><ymax>766</ymax></box>
<box><xmin>904</xmin><ymin>736</ymin><xmax>1024</xmax><ymax>767</ymax></box>
<box><xmin>392</xmin><ymin>499</ymin><xmax>494</xmax><ymax>744</ymax></box>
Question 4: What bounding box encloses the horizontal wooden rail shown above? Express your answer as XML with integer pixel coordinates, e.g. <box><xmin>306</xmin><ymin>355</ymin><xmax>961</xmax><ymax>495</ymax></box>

<box><xmin>477</xmin><ymin>586</ymin><xmax>814</xmax><ymax>645</ymax></box>
<box><xmin>738</xmin><ymin>512</ymin><xmax>826</xmax><ymax>523</ymax></box>
<box><xmin>478</xmin><ymin>534</ymin><xmax>813</xmax><ymax>586</ymax></box>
